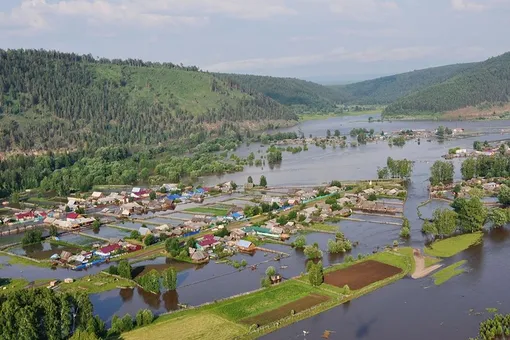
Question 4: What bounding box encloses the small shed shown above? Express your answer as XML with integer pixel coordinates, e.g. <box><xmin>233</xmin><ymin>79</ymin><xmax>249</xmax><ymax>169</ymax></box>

<box><xmin>236</xmin><ymin>240</ymin><xmax>256</xmax><ymax>254</ymax></box>
<box><xmin>191</xmin><ymin>250</ymin><xmax>209</xmax><ymax>264</ymax></box>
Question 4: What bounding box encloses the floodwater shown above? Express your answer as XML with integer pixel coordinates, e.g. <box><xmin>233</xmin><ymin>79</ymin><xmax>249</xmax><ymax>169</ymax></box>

<box><xmin>4</xmin><ymin>114</ymin><xmax>510</xmax><ymax>338</ymax></box>
<box><xmin>82</xmin><ymin>226</ymin><xmax>130</xmax><ymax>240</ymax></box>
<box><xmin>8</xmin><ymin>241</ymin><xmax>80</xmax><ymax>260</ymax></box>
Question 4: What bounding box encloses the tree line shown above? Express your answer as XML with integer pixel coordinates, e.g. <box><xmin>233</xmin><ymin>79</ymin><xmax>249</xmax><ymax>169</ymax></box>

<box><xmin>0</xmin><ymin>49</ymin><xmax>296</xmax><ymax>151</ymax></box>
<box><xmin>384</xmin><ymin>52</ymin><xmax>510</xmax><ymax>115</ymax></box>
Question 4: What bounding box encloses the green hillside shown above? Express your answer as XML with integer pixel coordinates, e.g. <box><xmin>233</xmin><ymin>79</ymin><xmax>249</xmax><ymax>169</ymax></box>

<box><xmin>215</xmin><ymin>73</ymin><xmax>344</xmax><ymax>112</ymax></box>
<box><xmin>330</xmin><ymin>63</ymin><xmax>476</xmax><ymax>105</ymax></box>
<box><xmin>384</xmin><ymin>52</ymin><xmax>510</xmax><ymax>116</ymax></box>
<box><xmin>0</xmin><ymin>49</ymin><xmax>296</xmax><ymax>151</ymax></box>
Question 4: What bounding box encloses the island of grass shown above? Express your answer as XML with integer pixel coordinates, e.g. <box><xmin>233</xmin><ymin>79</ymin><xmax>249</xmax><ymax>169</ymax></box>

<box><xmin>425</xmin><ymin>256</ymin><xmax>441</xmax><ymax>268</ymax></box>
<box><xmin>424</xmin><ymin>232</ymin><xmax>483</xmax><ymax>258</ymax></box>
<box><xmin>58</xmin><ymin>273</ymin><xmax>137</xmax><ymax>294</ymax></box>
<box><xmin>121</xmin><ymin>249</ymin><xmax>414</xmax><ymax>340</ymax></box>
<box><xmin>305</xmin><ymin>223</ymin><xmax>339</xmax><ymax>233</ymax></box>
<box><xmin>184</xmin><ymin>207</ymin><xmax>230</xmax><ymax>216</ymax></box>
<box><xmin>432</xmin><ymin>260</ymin><xmax>467</xmax><ymax>285</ymax></box>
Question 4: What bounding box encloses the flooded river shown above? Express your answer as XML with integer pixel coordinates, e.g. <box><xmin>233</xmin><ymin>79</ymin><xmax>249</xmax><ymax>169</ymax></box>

<box><xmin>3</xmin><ymin>114</ymin><xmax>510</xmax><ymax>338</ymax></box>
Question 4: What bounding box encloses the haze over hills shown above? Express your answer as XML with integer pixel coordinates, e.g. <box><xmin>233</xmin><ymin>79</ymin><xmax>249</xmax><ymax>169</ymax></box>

<box><xmin>0</xmin><ymin>49</ymin><xmax>298</xmax><ymax>152</ymax></box>
<box><xmin>329</xmin><ymin>63</ymin><xmax>477</xmax><ymax>105</ymax></box>
<box><xmin>214</xmin><ymin>73</ymin><xmax>344</xmax><ymax>112</ymax></box>
<box><xmin>384</xmin><ymin>52</ymin><xmax>510</xmax><ymax>117</ymax></box>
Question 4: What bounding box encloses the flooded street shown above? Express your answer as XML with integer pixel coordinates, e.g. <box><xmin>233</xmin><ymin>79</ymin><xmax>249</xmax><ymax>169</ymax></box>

<box><xmin>89</xmin><ymin>115</ymin><xmax>510</xmax><ymax>336</ymax></box>
<box><xmin>3</xmin><ymin>114</ymin><xmax>510</xmax><ymax>339</ymax></box>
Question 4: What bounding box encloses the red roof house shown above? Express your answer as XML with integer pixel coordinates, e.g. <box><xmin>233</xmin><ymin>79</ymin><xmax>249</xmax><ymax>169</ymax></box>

<box><xmin>96</xmin><ymin>244</ymin><xmax>121</xmax><ymax>257</ymax></box>
<box><xmin>67</xmin><ymin>212</ymin><xmax>80</xmax><ymax>220</ymax></box>
<box><xmin>198</xmin><ymin>234</ymin><xmax>220</xmax><ymax>249</ymax></box>
<box><xmin>15</xmin><ymin>211</ymin><xmax>35</xmax><ymax>221</ymax></box>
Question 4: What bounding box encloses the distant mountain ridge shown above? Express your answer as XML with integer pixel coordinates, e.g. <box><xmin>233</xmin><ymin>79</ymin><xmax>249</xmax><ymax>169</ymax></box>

<box><xmin>383</xmin><ymin>52</ymin><xmax>510</xmax><ymax>116</ymax></box>
<box><xmin>329</xmin><ymin>63</ymin><xmax>477</xmax><ymax>105</ymax></box>
<box><xmin>0</xmin><ymin>49</ymin><xmax>296</xmax><ymax>151</ymax></box>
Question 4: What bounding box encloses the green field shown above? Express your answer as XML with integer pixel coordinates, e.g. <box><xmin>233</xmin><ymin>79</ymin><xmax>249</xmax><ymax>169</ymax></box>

<box><xmin>214</xmin><ymin>281</ymin><xmax>314</xmax><ymax>321</ymax></box>
<box><xmin>306</xmin><ymin>223</ymin><xmax>339</xmax><ymax>233</ymax></box>
<box><xmin>121</xmin><ymin>249</ymin><xmax>414</xmax><ymax>340</ymax></box>
<box><xmin>424</xmin><ymin>232</ymin><xmax>483</xmax><ymax>258</ymax></box>
<box><xmin>122</xmin><ymin>313</ymin><xmax>246</xmax><ymax>340</ymax></box>
<box><xmin>432</xmin><ymin>260</ymin><xmax>467</xmax><ymax>285</ymax></box>
<box><xmin>185</xmin><ymin>207</ymin><xmax>230</xmax><ymax>216</ymax></box>
<box><xmin>58</xmin><ymin>273</ymin><xmax>136</xmax><ymax>294</ymax></box>
<box><xmin>425</xmin><ymin>256</ymin><xmax>441</xmax><ymax>268</ymax></box>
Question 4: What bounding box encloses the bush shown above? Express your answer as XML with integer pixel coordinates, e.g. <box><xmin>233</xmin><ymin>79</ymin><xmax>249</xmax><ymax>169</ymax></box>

<box><xmin>130</xmin><ymin>230</ymin><xmax>141</xmax><ymax>240</ymax></box>
<box><xmin>117</xmin><ymin>260</ymin><xmax>132</xmax><ymax>279</ymax></box>
<box><xmin>343</xmin><ymin>285</ymin><xmax>351</xmax><ymax>295</ymax></box>
<box><xmin>136</xmin><ymin>309</ymin><xmax>154</xmax><ymax>327</ymax></box>
<box><xmin>265</xmin><ymin>266</ymin><xmax>276</xmax><ymax>277</ymax></box>
<box><xmin>144</xmin><ymin>234</ymin><xmax>155</xmax><ymax>246</ymax></box>
<box><xmin>368</xmin><ymin>193</ymin><xmax>378</xmax><ymax>201</ymax></box>
<box><xmin>260</xmin><ymin>277</ymin><xmax>271</xmax><ymax>288</ymax></box>
<box><xmin>22</xmin><ymin>229</ymin><xmax>43</xmax><ymax>245</ymax></box>
<box><xmin>107</xmin><ymin>265</ymin><xmax>118</xmax><ymax>275</ymax></box>
<box><xmin>137</xmin><ymin>269</ymin><xmax>161</xmax><ymax>293</ymax></box>
<box><xmin>304</xmin><ymin>244</ymin><xmax>323</xmax><ymax>260</ymax></box>
<box><xmin>292</xmin><ymin>235</ymin><xmax>307</xmax><ymax>249</ymax></box>
<box><xmin>162</xmin><ymin>267</ymin><xmax>177</xmax><ymax>290</ymax></box>
<box><xmin>400</xmin><ymin>227</ymin><xmax>411</xmax><ymax>238</ymax></box>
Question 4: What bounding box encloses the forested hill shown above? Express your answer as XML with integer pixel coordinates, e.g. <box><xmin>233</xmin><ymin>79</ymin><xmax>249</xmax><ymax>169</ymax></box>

<box><xmin>0</xmin><ymin>49</ymin><xmax>296</xmax><ymax>152</ymax></box>
<box><xmin>329</xmin><ymin>63</ymin><xmax>477</xmax><ymax>105</ymax></box>
<box><xmin>215</xmin><ymin>73</ymin><xmax>344</xmax><ymax>112</ymax></box>
<box><xmin>384</xmin><ymin>52</ymin><xmax>510</xmax><ymax>116</ymax></box>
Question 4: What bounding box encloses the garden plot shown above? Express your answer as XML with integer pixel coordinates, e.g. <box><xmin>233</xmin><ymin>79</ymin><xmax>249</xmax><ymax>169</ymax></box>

<box><xmin>220</xmin><ymin>199</ymin><xmax>257</xmax><ymax>208</ymax></box>
<box><xmin>82</xmin><ymin>226</ymin><xmax>130</xmax><ymax>239</ymax></box>
<box><xmin>8</xmin><ymin>241</ymin><xmax>80</xmax><ymax>260</ymax></box>
<box><xmin>241</xmin><ymin>294</ymin><xmax>330</xmax><ymax>326</ymax></box>
<box><xmin>112</xmin><ymin>221</ymin><xmax>145</xmax><ymax>230</ymax></box>
<box><xmin>58</xmin><ymin>234</ymin><xmax>100</xmax><ymax>247</ymax></box>
<box><xmin>164</xmin><ymin>212</ymin><xmax>196</xmax><ymax>220</ymax></box>
<box><xmin>324</xmin><ymin>260</ymin><xmax>402</xmax><ymax>290</ymax></box>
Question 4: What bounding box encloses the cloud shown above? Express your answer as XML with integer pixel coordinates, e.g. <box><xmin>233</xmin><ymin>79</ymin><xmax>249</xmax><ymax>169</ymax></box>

<box><xmin>146</xmin><ymin>0</ymin><xmax>297</xmax><ymax>19</ymax></box>
<box><xmin>451</xmin><ymin>0</ymin><xmax>487</xmax><ymax>11</ymax></box>
<box><xmin>310</xmin><ymin>0</ymin><xmax>399</xmax><ymax>21</ymax></box>
<box><xmin>204</xmin><ymin>46</ymin><xmax>438</xmax><ymax>72</ymax></box>
<box><xmin>451</xmin><ymin>0</ymin><xmax>510</xmax><ymax>11</ymax></box>
<box><xmin>0</xmin><ymin>0</ymin><xmax>210</xmax><ymax>34</ymax></box>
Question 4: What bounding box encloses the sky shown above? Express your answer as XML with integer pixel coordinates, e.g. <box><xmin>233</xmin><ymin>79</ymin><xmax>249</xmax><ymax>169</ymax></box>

<box><xmin>0</xmin><ymin>0</ymin><xmax>509</xmax><ymax>82</ymax></box>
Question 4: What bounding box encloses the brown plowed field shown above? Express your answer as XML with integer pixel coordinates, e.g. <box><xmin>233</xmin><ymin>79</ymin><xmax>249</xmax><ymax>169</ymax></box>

<box><xmin>324</xmin><ymin>260</ymin><xmax>402</xmax><ymax>290</ymax></box>
<box><xmin>241</xmin><ymin>294</ymin><xmax>330</xmax><ymax>326</ymax></box>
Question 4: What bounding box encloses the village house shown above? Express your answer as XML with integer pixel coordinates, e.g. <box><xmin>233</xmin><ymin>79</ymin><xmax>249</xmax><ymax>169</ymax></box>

<box><xmin>162</xmin><ymin>183</ymin><xmax>179</xmax><ymax>192</ymax></box>
<box><xmin>96</xmin><ymin>244</ymin><xmax>121</xmax><ymax>257</ymax></box>
<box><xmin>483</xmin><ymin>182</ymin><xmax>498</xmax><ymax>191</ymax></box>
<box><xmin>15</xmin><ymin>211</ymin><xmax>35</xmax><ymax>221</ymax></box>
<box><xmin>89</xmin><ymin>192</ymin><xmax>103</xmax><ymax>201</ymax></box>
<box><xmin>97</xmin><ymin>193</ymin><xmax>128</xmax><ymax>205</ymax></box>
<box><xmin>191</xmin><ymin>250</ymin><xmax>209</xmax><ymax>263</ymax></box>
<box><xmin>131</xmin><ymin>187</ymin><xmax>152</xmax><ymax>199</ymax></box>
<box><xmin>338</xmin><ymin>197</ymin><xmax>351</xmax><ymax>206</ymax></box>
<box><xmin>138</xmin><ymin>226</ymin><xmax>152</xmax><ymax>237</ymax></box>
<box><xmin>326</xmin><ymin>186</ymin><xmax>341</xmax><ymax>193</ymax></box>
<box><xmin>230</xmin><ymin>228</ymin><xmax>246</xmax><ymax>240</ymax></box>
<box><xmin>287</xmin><ymin>198</ymin><xmax>301</xmax><ymax>206</ymax></box>
<box><xmin>236</xmin><ymin>240</ymin><xmax>256</xmax><ymax>253</ymax></box>
<box><xmin>302</xmin><ymin>206</ymin><xmax>319</xmax><ymax>217</ymax></box>
<box><xmin>155</xmin><ymin>224</ymin><xmax>171</xmax><ymax>232</ymax></box>
<box><xmin>198</xmin><ymin>234</ymin><xmax>221</xmax><ymax>250</ymax></box>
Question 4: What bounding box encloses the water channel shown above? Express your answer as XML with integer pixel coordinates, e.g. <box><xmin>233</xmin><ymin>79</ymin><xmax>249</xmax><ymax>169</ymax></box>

<box><xmin>3</xmin><ymin>114</ymin><xmax>510</xmax><ymax>339</ymax></box>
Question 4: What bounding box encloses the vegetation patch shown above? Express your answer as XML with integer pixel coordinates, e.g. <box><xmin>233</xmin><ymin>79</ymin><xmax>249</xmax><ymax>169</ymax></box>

<box><xmin>240</xmin><ymin>294</ymin><xmax>330</xmax><ymax>326</ymax></box>
<box><xmin>214</xmin><ymin>281</ymin><xmax>314</xmax><ymax>321</ymax></box>
<box><xmin>432</xmin><ymin>260</ymin><xmax>467</xmax><ymax>285</ymax></box>
<box><xmin>306</xmin><ymin>223</ymin><xmax>339</xmax><ymax>233</ymax></box>
<box><xmin>4</xmin><ymin>253</ymin><xmax>52</xmax><ymax>268</ymax></box>
<box><xmin>0</xmin><ymin>278</ymin><xmax>28</xmax><ymax>292</ymax></box>
<box><xmin>424</xmin><ymin>232</ymin><xmax>483</xmax><ymax>258</ymax></box>
<box><xmin>58</xmin><ymin>273</ymin><xmax>136</xmax><ymax>294</ymax></box>
<box><xmin>425</xmin><ymin>256</ymin><xmax>441</xmax><ymax>268</ymax></box>
<box><xmin>122</xmin><ymin>312</ymin><xmax>245</xmax><ymax>340</ymax></box>
<box><xmin>324</xmin><ymin>260</ymin><xmax>402</xmax><ymax>290</ymax></box>
<box><xmin>184</xmin><ymin>207</ymin><xmax>230</xmax><ymax>216</ymax></box>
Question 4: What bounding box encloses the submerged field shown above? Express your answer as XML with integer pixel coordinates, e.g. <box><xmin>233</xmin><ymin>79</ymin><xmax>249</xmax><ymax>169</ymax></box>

<box><xmin>120</xmin><ymin>249</ymin><xmax>414</xmax><ymax>339</ymax></box>
<box><xmin>424</xmin><ymin>232</ymin><xmax>483</xmax><ymax>258</ymax></box>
